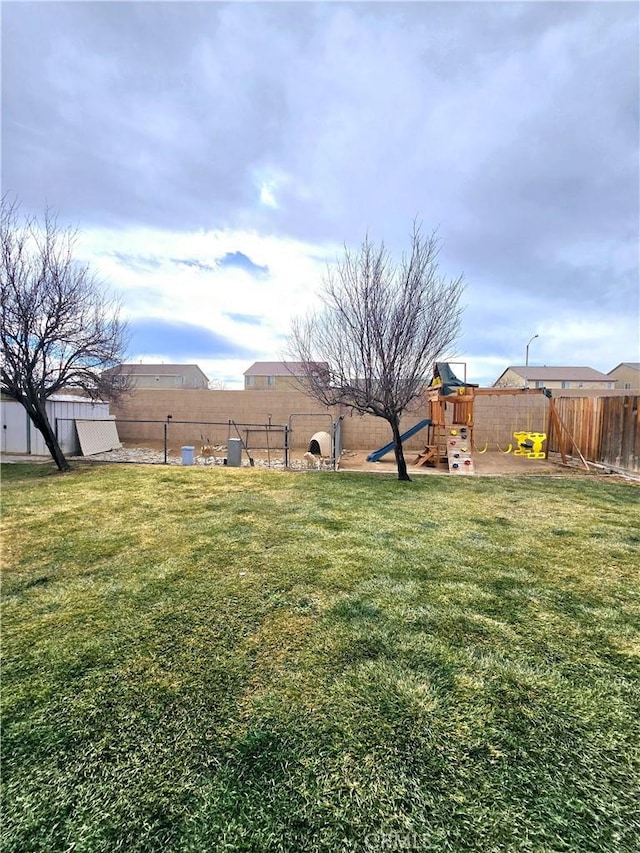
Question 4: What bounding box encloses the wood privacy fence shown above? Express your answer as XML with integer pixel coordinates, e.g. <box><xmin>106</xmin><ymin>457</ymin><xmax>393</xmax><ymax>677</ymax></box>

<box><xmin>548</xmin><ymin>395</ymin><xmax>639</xmax><ymax>474</ymax></box>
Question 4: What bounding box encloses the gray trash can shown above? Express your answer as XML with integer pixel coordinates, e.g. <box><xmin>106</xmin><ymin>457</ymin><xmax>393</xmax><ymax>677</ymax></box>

<box><xmin>181</xmin><ymin>445</ymin><xmax>195</xmax><ymax>466</ymax></box>
<box><xmin>226</xmin><ymin>438</ymin><xmax>242</xmax><ymax>467</ymax></box>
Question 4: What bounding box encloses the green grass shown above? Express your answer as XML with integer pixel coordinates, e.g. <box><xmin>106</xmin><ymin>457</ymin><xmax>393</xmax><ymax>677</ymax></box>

<box><xmin>1</xmin><ymin>463</ymin><xmax>639</xmax><ymax>853</ymax></box>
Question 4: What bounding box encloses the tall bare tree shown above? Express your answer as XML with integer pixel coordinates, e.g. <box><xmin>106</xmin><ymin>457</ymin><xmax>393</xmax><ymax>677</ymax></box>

<box><xmin>1</xmin><ymin>198</ymin><xmax>129</xmax><ymax>471</ymax></box>
<box><xmin>289</xmin><ymin>224</ymin><xmax>464</xmax><ymax>481</ymax></box>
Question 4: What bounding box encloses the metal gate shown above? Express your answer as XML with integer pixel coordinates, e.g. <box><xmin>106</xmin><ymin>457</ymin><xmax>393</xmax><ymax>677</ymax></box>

<box><xmin>286</xmin><ymin>413</ymin><xmax>337</xmax><ymax>468</ymax></box>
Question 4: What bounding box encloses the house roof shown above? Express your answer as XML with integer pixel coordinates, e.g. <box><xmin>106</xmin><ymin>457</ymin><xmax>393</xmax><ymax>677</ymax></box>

<box><xmin>104</xmin><ymin>363</ymin><xmax>210</xmax><ymax>380</ymax></box>
<box><xmin>243</xmin><ymin>361</ymin><xmax>327</xmax><ymax>377</ymax></box>
<box><xmin>608</xmin><ymin>363</ymin><xmax>640</xmax><ymax>373</ymax></box>
<box><xmin>496</xmin><ymin>366</ymin><xmax>611</xmax><ymax>383</ymax></box>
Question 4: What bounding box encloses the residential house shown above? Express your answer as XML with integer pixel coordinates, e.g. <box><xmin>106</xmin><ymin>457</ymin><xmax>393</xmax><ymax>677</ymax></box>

<box><xmin>243</xmin><ymin>361</ymin><xmax>329</xmax><ymax>391</ymax></box>
<box><xmin>103</xmin><ymin>363</ymin><xmax>210</xmax><ymax>390</ymax></box>
<box><xmin>607</xmin><ymin>362</ymin><xmax>640</xmax><ymax>391</ymax></box>
<box><xmin>493</xmin><ymin>366</ymin><xmax>614</xmax><ymax>391</ymax></box>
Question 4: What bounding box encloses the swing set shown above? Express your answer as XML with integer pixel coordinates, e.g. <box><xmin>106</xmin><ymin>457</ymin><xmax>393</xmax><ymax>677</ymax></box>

<box><xmin>473</xmin><ymin>387</ymin><xmax>590</xmax><ymax>469</ymax></box>
<box><xmin>414</xmin><ymin>362</ymin><xmax>588</xmax><ymax>472</ymax></box>
<box><xmin>474</xmin><ymin>388</ymin><xmax>548</xmax><ymax>458</ymax></box>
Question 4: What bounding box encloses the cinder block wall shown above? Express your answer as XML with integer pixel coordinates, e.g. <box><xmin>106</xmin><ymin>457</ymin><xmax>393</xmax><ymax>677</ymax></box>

<box><xmin>112</xmin><ymin>389</ymin><xmax>340</xmax><ymax>451</ymax></box>
<box><xmin>112</xmin><ymin>388</ymin><xmax>556</xmax><ymax>453</ymax></box>
<box><xmin>474</xmin><ymin>394</ymin><xmax>549</xmax><ymax>449</ymax></box>
<box><xmin>112</xmin><ymin>389</ymin><xmax>433</xmax><ymax>452</ymax></box>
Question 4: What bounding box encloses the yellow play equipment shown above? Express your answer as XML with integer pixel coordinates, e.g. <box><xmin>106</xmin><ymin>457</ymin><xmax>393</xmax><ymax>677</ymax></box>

<box><xmin>513</xmin><ymin>431</ymin><xmax>547</xmax><ymax>459</ymax></box>
<box><xmin>512</xmin><ymin>383</ymin><xmax>548</xmax><ymax>459</ymax></box>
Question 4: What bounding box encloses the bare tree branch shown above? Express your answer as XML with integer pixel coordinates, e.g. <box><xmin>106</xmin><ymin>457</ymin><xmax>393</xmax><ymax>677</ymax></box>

<box><xmin>1</xmin><ymin>197</ymin><xmax>130</xmax><ymax>471</ymax></box>
<box><xmin>288</xmin><ymin>222</ymin><xmax>465</xmax><ymax>480</ymax></box>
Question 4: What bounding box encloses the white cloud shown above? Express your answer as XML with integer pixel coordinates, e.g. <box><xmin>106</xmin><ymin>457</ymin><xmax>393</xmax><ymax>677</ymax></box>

<box><xmin>77</xmin><ymin>225</ymin><xmax>340</xmax><ymax>387</ymax></box>
<box><xmin>3</xmin><ymin>1</ymin><xmax>637</xmax><ymax>388</ymax></box>
<box><xmin>259</xmin><ymin>182</ymin><xmax>278</xmax><ymax>209</ymax></box>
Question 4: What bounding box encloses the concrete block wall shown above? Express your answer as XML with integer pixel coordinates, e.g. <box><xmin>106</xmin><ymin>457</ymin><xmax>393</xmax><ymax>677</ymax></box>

<box><xmin>473</xmin><ymin>394</ymin><xmax>549</xmax><ymax>449</ymax></box>
<box><xmin>112</xmin><ymin>388</ymin><xmax>556</xmax><ymax>454</ymax></box>
<box><xmin>112</xmin><ymin>389</ymin><xmax>435</xmax><ymax>453</ymax></box>
<box><xmin>112</xmin><ymin>389</ymin><xmax>335</xmax><ymax>451</ymax></box>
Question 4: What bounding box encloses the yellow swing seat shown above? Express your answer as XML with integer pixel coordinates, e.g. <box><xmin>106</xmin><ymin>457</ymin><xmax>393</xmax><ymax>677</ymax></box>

<box><xmin>513</xmin><ymin>431</ymin><xmax>547</xmax><ymax>459</ymax></box>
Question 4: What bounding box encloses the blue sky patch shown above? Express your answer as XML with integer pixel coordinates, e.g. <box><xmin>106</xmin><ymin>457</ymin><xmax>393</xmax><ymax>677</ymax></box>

<box><xmin>217</xmin><ymin>251</ymin><xmax>269</xmax><ymax>277</ymax></box>
<box><xmin>224</xmin><ymin>312</ymin><xmax>264</xmax><ymax>326</ymax></box>
<box><xmin>112</xmin><ymin>252</ymin><xmax>163</xmax><ymax>272</ymax></box>
<box><xmin>171</xmin><ymin>258</ymin><xmax>216</xmax><ymax>272</ymax></box>
<box><xmin>129</xmin><ymin>318</ymin><xmax>251</xmax><ymax>360</ymax></box>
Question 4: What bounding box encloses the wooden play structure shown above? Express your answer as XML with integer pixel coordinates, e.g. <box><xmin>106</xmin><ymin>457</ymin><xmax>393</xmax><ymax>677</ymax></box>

<box><xmin>363</xmin><ymin>362</ymin><xmax>593</xmax><ymax>475</ymax></box>
<box><xmin>412</xmin><ymin>363</ymin><xmax>478</xmax><ymax>475</ymax></box>
<box><xmin>410</xmin><ymin>362</ymin><xmax>584</xmax><ymax>474</ymax></box>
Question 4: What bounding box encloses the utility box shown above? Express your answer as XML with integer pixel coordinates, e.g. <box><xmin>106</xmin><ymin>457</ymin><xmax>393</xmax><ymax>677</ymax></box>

<box><xmin>181</xmin><ymin>445</ymin><xmax>195</xmax><ymax>466</ymax></box>
<box><xmin>227</xmin><ymin>438</ymin><xmax>242</xmax><ymax>467</ymax></box>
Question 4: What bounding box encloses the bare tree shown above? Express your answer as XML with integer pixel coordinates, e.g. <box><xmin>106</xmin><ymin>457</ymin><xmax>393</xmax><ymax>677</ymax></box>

<box><xmin>1</xmin><ymin>198</ymin><xmax>129</xmax><ymax>471</ymax></box>
<box><xmin>288</xmin><ymin>224</ymin><xmax>464</xmax><ymax>481</ymax></box>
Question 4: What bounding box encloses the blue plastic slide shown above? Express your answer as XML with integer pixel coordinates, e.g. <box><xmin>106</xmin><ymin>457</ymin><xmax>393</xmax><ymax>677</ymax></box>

<box><xmin>366</xmin><ymin>419</ymin><xmax>432</xmax><ymax>462</ymax></box>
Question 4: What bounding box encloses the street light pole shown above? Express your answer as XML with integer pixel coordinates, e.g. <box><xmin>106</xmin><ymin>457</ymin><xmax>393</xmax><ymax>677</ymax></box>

<box><xmin>524</xmin><ymin>334</ymin><xmax>539</xmax><ymax>390</ymax></box>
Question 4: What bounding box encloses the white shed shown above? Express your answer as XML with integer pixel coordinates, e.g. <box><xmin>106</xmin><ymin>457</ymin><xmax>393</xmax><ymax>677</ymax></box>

<box><xmin>1</xmin><ymin>395</ymin><xmax>119</xmax><ymax>457</ymax></box>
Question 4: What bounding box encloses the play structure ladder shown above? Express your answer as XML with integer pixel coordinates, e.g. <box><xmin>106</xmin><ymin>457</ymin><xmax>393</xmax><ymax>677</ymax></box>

<box><xmin>412</xmin><ymin>423</ymin><xmax>448</xmax><ymax>467</ymax></box>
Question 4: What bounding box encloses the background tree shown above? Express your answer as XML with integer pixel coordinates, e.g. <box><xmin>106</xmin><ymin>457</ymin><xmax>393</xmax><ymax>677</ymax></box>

<box><xmin>288</xmin><ymin>224</ymin><xmax>464</xmax><ymax>481</ymax></box>
<box><xmin>1</xmin><ymin>198</ymin><xmax>129</xmax><ymax>472</ymax></box>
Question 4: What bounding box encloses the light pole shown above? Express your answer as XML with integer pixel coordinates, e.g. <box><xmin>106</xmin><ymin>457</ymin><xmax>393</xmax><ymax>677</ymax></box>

<box><xmin>524</xmin><ymin>334</ymin><xmax>539</xmax><ymax>390</ymax></box>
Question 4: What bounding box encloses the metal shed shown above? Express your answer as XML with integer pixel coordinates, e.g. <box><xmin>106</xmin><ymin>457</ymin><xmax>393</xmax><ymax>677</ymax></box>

<box><xmin>1</xmin><ymin>395</ymin><xmax>117</xmax><ymax>457</ymax></box>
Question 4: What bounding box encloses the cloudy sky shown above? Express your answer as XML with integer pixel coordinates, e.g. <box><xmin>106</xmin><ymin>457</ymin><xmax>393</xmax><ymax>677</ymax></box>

<box><xmin>3</xmin><ymin>1</ymin><xmax>638</xmax><ymax>388</ymax></box>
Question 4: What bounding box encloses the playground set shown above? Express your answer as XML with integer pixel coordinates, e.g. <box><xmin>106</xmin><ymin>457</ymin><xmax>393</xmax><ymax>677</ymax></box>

<box><xmin>365</xmin><ymin>363</ymin><xmax>580</xmax><ymax>475</ymax></box>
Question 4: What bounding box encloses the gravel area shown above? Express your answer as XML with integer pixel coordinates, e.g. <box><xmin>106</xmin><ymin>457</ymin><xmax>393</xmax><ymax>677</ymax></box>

<box><xmin>79</xmin><ymin>446</ymin><xmax>331</xmax><ymax>470</ymax></box>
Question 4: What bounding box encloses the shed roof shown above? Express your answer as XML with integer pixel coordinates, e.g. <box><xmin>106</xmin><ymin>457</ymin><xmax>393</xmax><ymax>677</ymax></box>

<box><xmin>49</xmin><ymin>394</ymin><xmax>107</xmax><ymax>404</ymax></box>
<box><xmin>1</xmin><ymin>393</ymin><xmax>105</xmax><ymax>404</ymax></box>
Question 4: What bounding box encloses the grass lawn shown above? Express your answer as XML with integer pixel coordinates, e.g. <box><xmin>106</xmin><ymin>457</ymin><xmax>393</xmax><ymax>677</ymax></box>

<box><xmin>1</xmin><ymin>463</ymin><xmax>639</xmax><ymax>853</ymax></box>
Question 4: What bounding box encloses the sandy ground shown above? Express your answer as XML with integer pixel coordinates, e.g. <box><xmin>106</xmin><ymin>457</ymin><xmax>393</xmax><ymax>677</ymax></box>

<box><xmin>336</xmin><ymin>448</ymin><xmax>569</xmax><ymax>476</ymax></box>
<box><xmin>92</xmin><ymin>444</ymin><xmax>570</xmax><ymax>475</ymax></box>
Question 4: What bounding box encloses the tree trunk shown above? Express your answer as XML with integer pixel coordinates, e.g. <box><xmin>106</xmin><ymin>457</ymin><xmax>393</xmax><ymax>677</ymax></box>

<box><xmin>25</xmin><ymin>399</ymin><xmax>71</xmax><ymax>472</ymax></box>
<box><xmin>390</xmin><ymin>416</ymin><xmax>411</xmax><ymax>482</ymax></box>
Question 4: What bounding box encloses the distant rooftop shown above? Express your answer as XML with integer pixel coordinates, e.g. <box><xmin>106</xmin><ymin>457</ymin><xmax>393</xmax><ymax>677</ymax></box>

<box><xmin>608</xmin><ymin>362</ymin><xmax>640</xmax><ymax>372</ymax></box>
<box><xmin>504</xmin><ymin>366</ymin><xmax>610</xmax><ymax>381</ymax></box>
<box><xmin>243</xmin><ymin>361</ymin><xmax>328</xmax><ymax>377</ymax></box>
<box><xmin>104</xmin><ymin>363</ymin><xmax>210</xmax><ymax>380</ymax></box>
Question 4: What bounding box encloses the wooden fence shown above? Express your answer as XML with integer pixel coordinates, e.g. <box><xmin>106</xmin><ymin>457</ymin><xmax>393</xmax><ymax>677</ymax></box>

<box><xmin>548</xmin><ymin>395</ymin><xmax>639</xmax><ymax>474</ymax></box>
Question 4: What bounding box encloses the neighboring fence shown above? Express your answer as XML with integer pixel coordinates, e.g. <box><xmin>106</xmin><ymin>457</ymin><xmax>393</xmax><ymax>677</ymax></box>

<box><xmin>549</xmin><ymin>395</ymin><xmax>639</xmax><ymax>474</ymax></box>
